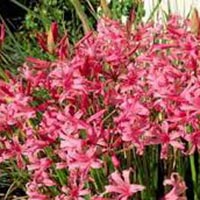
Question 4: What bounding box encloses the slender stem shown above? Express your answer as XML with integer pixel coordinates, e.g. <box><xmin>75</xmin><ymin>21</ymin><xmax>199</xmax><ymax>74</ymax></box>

<box><xmin>69</xmin><ymin>0</ymin><xmax>91</xmax><ymax>34</ymax></box>
<box><xmin>132</xmin><ymin>149</ymin><xmax>145</xmax><ymax>199</ymax></box>
<box><xmin>189</xmin><ymin>153</ymin><xmax>198</xmax><ymax>200</ymax></box>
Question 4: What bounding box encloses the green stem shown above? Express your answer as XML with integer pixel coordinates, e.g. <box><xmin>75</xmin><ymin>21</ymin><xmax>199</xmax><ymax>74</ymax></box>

<box><xmin>132</xmin><ymin>149</ymin><xmax>145</xmax><ymax>199</ymax></box>
<box><xmin>69</xmin><ymin>0</ymin><xmax>91</xmax><ymax>34</ymax></box>
<box><xmin>91</xmin><ymin>168</ymin><xmax>105</xmax><ymax>192</ymax></box>
<box><xmin>189</xmin><ymin>153</ymin><xmax>198</xmax><ymax>200</ymax></box>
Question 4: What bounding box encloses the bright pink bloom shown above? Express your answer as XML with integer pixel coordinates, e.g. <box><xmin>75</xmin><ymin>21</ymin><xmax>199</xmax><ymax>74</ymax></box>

<box><xmin>56</xmin><ymin>34</ymin><xmax>69</xmax><ymax>60</ymax></box>
<box><xmin>185</xmin><ymin>131</ymin><xmax>200</xmax><ymax>154</ymax></box>
<box><xmin>32</xmin><ymin>170</ymin><xmax>55</xmax><ymax>187</ymax></box>
<box><xmin>61</xmin><ymin>169</ymin><xmax>90</xmax><ymax>200</ymax></box>
<box><xmin>26</xmin><ymin>181</ymin><xmax>48</xmax><ymax>200</ymax></box>
<box><xmin>27</xmin><ymin>157</ymin><xmax>52</xmax><ymax>171</ymax></box>
<box><xmin>111</xmin><ymin>154</ymin><xmax>120</xmax><ymax>168</ymax></box>
<box><xmin>146</xmin><ymin>122</ymin><xmax>184</xmax><ymax>159</ymax></box>
<box><xmin>105</xmin><ymin>169</ymin><xmax>145</xmax><ymax>199</ymax></box>
<box><xmin>162</xmin><ymin>172</ymin><xmax>187</xmax><ymax>200</ymax></box>
<box><xmin>1</xmin><ymin>136</ymin><xmax>25</xmax><ymax>168</ymax></box>
<box><xmin>68</xmin><ymin>148</ymin><xmax>102</xmax><ymax>171</ymax></box>
<box><xmin>36</xmin><ymin>22</ymin><xmax>68</xmax><ymax>59</ymax></box>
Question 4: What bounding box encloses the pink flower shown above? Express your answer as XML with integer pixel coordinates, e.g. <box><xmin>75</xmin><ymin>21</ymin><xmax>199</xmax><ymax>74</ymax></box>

<box><xmin>61</xmin><ymin>169</ymin><xmax>90</xmax><ymax>200</ymax></box>
<box><xmin>56</xmin><ymin>34</ymin><xmax>69</xmax><ymax>60</ymax></box>
<box><xmin>105</xmin><ymin>169</ymin><xmax>145</xmax><ymax>200</ymax></box>
<box><xmin>185</xmin><ymin>131</ymin><xmax>200</xmax><ymax>154</ymax></box>
<box><xmin>37</xmin><ymin>22</ymin><xmax>68</xmax><ymax>59</ymax></box>
<box><xmin>26</xmin><ymin>181</ymin><xmax>48</xmax><ymax>200</ymax></box>
<box><xmin>147</xmin><ymin>122</ymin><xmax>184</xmax><ymax>159</ymax></box>
<box><xmin>37</xmin><ymin>22</ymin><xmax>58</xmax><ymax>54</ymax></box>
<box><xmin>162</xmin><ymin>172</ymin><xmax>187</xmax><ymax>200</ymax></box>
<box><xmin>27</xmin><ymin>157</ymin><xmax>52</xmax><ymax>171</ymax></box>
<box><xmin>1</xmin><ymin>136</ymin><xmax>25</xmax><ymax>168</ymax></box>
<box><xmin>68</xmin><ymin>148</ymin><xmax>102</xmax><ymax>171</ymax></box>
<box><xmin>26</xmin><ymin>57</ymin><xmax>51</xmax><ymax>69</ymax></box>
<box><xmin>32</xmin><ymin>170</ymin><xmax>55</xmax><ymax>187</ymax></box>
<box><xmin>111</xmin><ymin>154</ymin><xmax>120</xmax><ymax>168</ymax></box>
<box><xmin>27</xmin><ymin>158</ymin><xmax>55</xmax><ymax>187</ymax></box>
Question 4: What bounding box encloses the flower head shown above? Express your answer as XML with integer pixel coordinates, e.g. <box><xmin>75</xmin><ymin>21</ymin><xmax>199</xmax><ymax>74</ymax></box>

<box><xmin>105</xmin><ymin>169</ymin><xmax>145</xmax><ymax>200</ymax></box>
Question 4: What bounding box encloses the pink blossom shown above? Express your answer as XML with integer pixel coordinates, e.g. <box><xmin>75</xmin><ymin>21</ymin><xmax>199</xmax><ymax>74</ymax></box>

<box><xmin>185</xmin><ymin>131</ymin><xmax>200</xmax><ymax>154</ymax></box>
<box><xmin>36</xmin><ymin>22</ymin><xmax>68</xmax><ymax>59</ymax></box>
<box><xmin>105</xmin><ymin>169</ymin><xmax>145</xmax><ymax>199</ymax></box>
<box><xmin>162</xmin><ymin>172</ymin><xmax>187</xmax><ymax>200</ymax></box>
<box><xmin>61</xmin><ymin>169</ymin><xmax>90</xmax><ymax>200</ymax></box>
<box><xmin>146</xmin><ymin>122</ymin><xmax>184</xmax><ymax>159</ymax></box>
<box><xmin>26</xmin><ymin>181</ymin><xmax>49</xmax><ymax>200</ymax></box>
<box><xmin>27</xmin><ymin>158</ymin><xmax>52</xmax><ymax>171</ymax></box>
<box><xmin>68</xmin><ymin>148</ymin><xmax>102</xmax><ymax>171</ymax></box>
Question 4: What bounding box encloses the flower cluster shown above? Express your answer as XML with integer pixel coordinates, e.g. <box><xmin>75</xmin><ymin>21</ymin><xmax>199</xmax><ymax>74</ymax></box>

<box><xmin>0</xmin><ymin>15</ymin><xmax>197</xmax><ymax>199</ymax></box>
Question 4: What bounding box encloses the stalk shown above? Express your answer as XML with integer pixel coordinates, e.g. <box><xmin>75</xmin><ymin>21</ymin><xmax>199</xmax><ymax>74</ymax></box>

<box><xmin>91</xmin><ymin>168</ymin><xmax>105</xmax><ymax>192</ymax></box>
<box><xmin>69</xmin><ymin>0</ymin><xmax>91</xmax><ymax>34</ymax></box>
<box><xmin>189</xmin><ymin>153</ymin><xmax>198</xmax><ymax>200</ymax></box>
<box><xmin>132</xmin><ymin>149</ymin><xmax>145</xmax><ymax>199</ymax></box>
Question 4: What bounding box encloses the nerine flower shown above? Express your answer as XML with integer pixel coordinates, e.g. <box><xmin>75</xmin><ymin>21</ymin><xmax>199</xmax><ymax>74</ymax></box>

<box><xmin>105</xmin><ymin>169</ymin><xmax>145</xmax><ymax>200</ymax></box>
<box><xmin>162</xmin><ymin>172</ymin><xmax>187</xmax><ymax>200</ymax></box>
